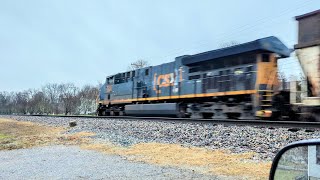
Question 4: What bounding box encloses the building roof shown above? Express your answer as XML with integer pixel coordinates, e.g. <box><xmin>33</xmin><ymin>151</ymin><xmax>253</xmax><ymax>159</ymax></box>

<box><xmin>181</xmin><ymin>36</ymin><xmax>291</xmax><ymax>66</ymax></box>
<box><xmin>295</xmin><ymin>9</ymin><xmax>320</xmax><ymax>20</ymax></box>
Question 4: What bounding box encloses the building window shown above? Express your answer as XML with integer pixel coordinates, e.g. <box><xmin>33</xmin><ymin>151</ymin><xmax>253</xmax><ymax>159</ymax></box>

<box><xmin>145</xmin><ymin>69</ymin><xmax>149</xmax><ymax>76</ymax></box>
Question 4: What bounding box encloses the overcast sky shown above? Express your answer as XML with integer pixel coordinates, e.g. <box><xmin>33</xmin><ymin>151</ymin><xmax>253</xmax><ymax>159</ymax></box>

<box><xmin>0</xmin><ymin>0</ymin><xmax>319</xmax><ymax>91</ymax></box>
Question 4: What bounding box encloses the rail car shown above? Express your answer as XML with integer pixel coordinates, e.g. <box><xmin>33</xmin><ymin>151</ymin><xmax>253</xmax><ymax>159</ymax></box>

<box><xmin>97</xmin><ymin>36</ymin><xmax>291</xmax><ymax>119</ymax></box>
<box><xmin>290</xmin><ymin>10</ymin><xmax>320</xmax><ymax>121</ymax></box>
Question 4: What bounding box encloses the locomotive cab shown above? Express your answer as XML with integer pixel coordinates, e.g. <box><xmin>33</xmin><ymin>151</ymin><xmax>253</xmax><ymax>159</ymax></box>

<box><xmin>254</xmin><ymin>53</ymin><xmax>283</xmax><ymax>118</ymax></box>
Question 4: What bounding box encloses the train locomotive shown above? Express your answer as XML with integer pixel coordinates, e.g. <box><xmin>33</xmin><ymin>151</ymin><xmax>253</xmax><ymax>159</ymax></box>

<box><xmin>97</xmin><ymin>36</ymin><xmax>291</xmax><ymax>119</ymax></box>
<box><xmin>97</xmin><ymin>10</ymin><xmax>320</xmax><ymax>120</ymax></box>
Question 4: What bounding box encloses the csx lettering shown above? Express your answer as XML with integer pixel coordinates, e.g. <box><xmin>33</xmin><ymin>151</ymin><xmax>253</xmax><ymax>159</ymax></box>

<box><xmin>153</xmin><ymin>73</ymin><xmax>174</xmax><ymax>93</ymax></box>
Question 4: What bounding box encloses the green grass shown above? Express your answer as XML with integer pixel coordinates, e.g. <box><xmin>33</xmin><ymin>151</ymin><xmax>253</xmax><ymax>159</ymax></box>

<box><xmin>0</xmin><ymin>133</ymin><xmax>11</xmax><ymax>139</ymax></box>
<box><xmin>0</xmin><ymin>133</ymin><xmax>19</xmax><ymax>150</ymax></box>
<box><xmin>274</xmin><ymin>169</ymin><xmax>307</xmax><ymax>179</ymax></box>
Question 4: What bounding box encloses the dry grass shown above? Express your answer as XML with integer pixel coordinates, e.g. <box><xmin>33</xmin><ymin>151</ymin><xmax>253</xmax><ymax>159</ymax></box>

<box><xmin>82</xmin><ymin>142</ymin><xmax>271</xmax><ymax>179</ymax></box>
<box><xmin>0</xmin><ymin>118</ymin><xmax>270</xmax><ymax>179</ymax></box>
<box><xmin>0</xmin><ymin>118</ymin><xmax>91</xmax><ymax>150</ymax></box>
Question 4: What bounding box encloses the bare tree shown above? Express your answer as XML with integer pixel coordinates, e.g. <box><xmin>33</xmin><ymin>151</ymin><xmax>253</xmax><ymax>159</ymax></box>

<box><xmin>0</xmin><ymin>82</ymin><xmax>102</xmax><ymax>115</ymax></box>
<box><xmin>78</xmin><ymin>85</ymin><xmax>99</xmax><ymax>114</ymax></box>
<box><xmin>14</xmin><ymin>91</ymin><xmax>31</xmax><ymax>114</ymax></box>
<box><xmin>278</xmin><ymin>71</ymin><xmax>288</xmax><ymax>90</ymax></box>
<box><xmin>59</xmin><ymin>83</ymin><xmax>80</xmax><ymax>115</ymax></box>
<box><xmin>128</xmin><ymin>59</ymin><xmax>149</xmax><ymax>70</ymax></box>
<box><xmin>28</xmin><ymin>90</ymin><xmax>50</xmax><ymax>114</ymax></box>
<box><xmin>42</xmin><ymin>83</ymin><xmax>62</xmax><ymax>114</ymax></box>
<box><xmin>5</xmin><ymin>92</ymin><xmax>15</xmax><ymax>114</ymax></box>
<box><xmin>0</xmin><ymin>92</ymin><xmax>11</xmax><ymax>114</ymax></box>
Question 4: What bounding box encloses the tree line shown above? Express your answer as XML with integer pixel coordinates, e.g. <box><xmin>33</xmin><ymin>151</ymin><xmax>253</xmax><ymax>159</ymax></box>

<box><xmin>0</xmin><ymin>83</ymin><xmax>100</xmax><ymax>115</ymax></box>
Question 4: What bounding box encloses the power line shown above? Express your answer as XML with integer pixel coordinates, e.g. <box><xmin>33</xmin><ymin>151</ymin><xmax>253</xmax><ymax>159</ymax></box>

<box><xmin>141</xmin><ymin>1</ymin><xmax>313</xmax><ymax>61</ymax></box>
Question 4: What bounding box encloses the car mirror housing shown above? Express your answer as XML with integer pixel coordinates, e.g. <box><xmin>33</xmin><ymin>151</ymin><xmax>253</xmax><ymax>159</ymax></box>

<box><xmin>270</xmin><ymin>139</ymin><xmax>320</xmax><ymax>180</ymax></box>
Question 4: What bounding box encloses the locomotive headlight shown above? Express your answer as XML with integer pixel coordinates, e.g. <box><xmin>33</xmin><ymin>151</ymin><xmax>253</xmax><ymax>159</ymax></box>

<box><xmin>264</xmin><ymin>110</ymin><xmax>272</xmax><ymax>117</ymax></box>
<box><xmin>256</xmin><ymin>111</ymin><xmax>263</xmax><ymax>116</ymax></box>
<box><xmin>256</xmin><ymin>110</ymin><xmax>273</xmax><ymax>117</ymax></box>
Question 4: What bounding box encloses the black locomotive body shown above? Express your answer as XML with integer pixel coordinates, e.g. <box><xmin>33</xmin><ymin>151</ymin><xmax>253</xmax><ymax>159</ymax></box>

<box><xmin>97</xmin><ymin>36</ymin><xmax>291</xmax><ymax>119</ymax></box>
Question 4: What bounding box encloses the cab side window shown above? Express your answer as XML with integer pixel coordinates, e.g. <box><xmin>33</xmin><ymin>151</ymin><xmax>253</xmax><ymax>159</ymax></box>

<box><xmin>262</xmin><ymin>54</ymin><xmax>270</xmax><ymax>62</ymax></box>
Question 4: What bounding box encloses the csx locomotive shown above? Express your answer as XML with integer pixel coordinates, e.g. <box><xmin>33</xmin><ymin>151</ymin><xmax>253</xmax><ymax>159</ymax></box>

<box><xmin>97</xmin><ymin>36</ymin><xmax>291</xmax><ymax>119</ymax></box>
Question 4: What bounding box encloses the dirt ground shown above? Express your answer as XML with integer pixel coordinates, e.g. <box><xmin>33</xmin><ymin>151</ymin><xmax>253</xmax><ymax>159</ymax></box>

<box><xmin>0</xmin><ymin>118</ymin><xmax>271</xmax><ymax>179</ymax></box>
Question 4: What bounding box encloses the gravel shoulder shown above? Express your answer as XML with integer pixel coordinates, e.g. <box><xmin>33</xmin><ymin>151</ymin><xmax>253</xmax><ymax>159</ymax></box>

<box><xmin>4</xmin><ymin>115</ymin><xmax>320</xmax><ymax>161</ymax></box>
<box><xmin>0</xmin><ymin>145</ymin><xmax>219</xmax><ymax>180</ymax></box>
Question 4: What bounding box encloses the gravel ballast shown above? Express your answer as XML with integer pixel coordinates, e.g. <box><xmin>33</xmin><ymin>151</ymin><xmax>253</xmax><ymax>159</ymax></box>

<box><xmin>2</xmin><ymin>115</ymin><xmax>320</xmax><ymax>160</ymax></box>
<box><xmin>0</xmin><ymin>145</ymin><xmax>218</xmax><ymax>180</ymax></box>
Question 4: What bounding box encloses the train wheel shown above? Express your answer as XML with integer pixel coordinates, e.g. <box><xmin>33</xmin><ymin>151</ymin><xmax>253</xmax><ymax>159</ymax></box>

<box><xmin>176</xmin><ymin>110</ymin><xmax>186</xmax><ymax>118</ymax></box>
<box><xmin>110</xmin><ymin>111</ymin><xmax>115</xmax><ymax>116</ymax></box>
<box><xmin>119</xmin><ymin>111</ymin><xmax>125</xmax><ymax>116</ymax></box>
<box><xmin>176</xmin><ymin>106</ymin><xmax>187</xmax><ymax>118</ymax></box>
<box><xmin>311</xmin><ymin>114</ymin><xmax>320</xmax><ymax>122</ymax></box>
<box><xmin>202</xmin><ymin>113</ymin><xmax>213</xmax><ymax>119</ymax></box>
<box><xmin>226</xmin><ymin>113</ymin><xmax>241</xmax><ymax>119</ymax></box>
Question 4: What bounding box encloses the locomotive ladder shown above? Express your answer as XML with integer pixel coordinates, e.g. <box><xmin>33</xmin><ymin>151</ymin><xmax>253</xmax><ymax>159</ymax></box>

<box><xmin>259</xmin><ymin>90</ymin><xmax>273</xmax><ymax>109</ymax></box>
<box><xmin>258</xmin><ymin>72</ymin><xmax>277</xmax><ymax>109</ymax></box>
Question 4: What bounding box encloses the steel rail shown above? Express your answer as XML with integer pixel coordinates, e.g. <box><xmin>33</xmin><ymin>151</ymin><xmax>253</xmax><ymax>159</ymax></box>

<box><xmin>8</xmin><ymin>114</ymin><xmax>320</xmax><ymax>129</ymax></box>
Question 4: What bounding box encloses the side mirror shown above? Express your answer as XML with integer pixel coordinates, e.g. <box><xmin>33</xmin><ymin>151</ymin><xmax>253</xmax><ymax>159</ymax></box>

<box><xmin>270</xmin><ymin>139</ymin><xmax>320</xmax><ymax>180</ymax></box>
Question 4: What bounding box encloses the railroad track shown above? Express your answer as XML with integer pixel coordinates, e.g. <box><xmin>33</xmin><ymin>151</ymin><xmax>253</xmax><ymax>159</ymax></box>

<box><xmin>12</xmin><ymin>114</ymin><xmax>320</xmax><ymax>129</ymax></box>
